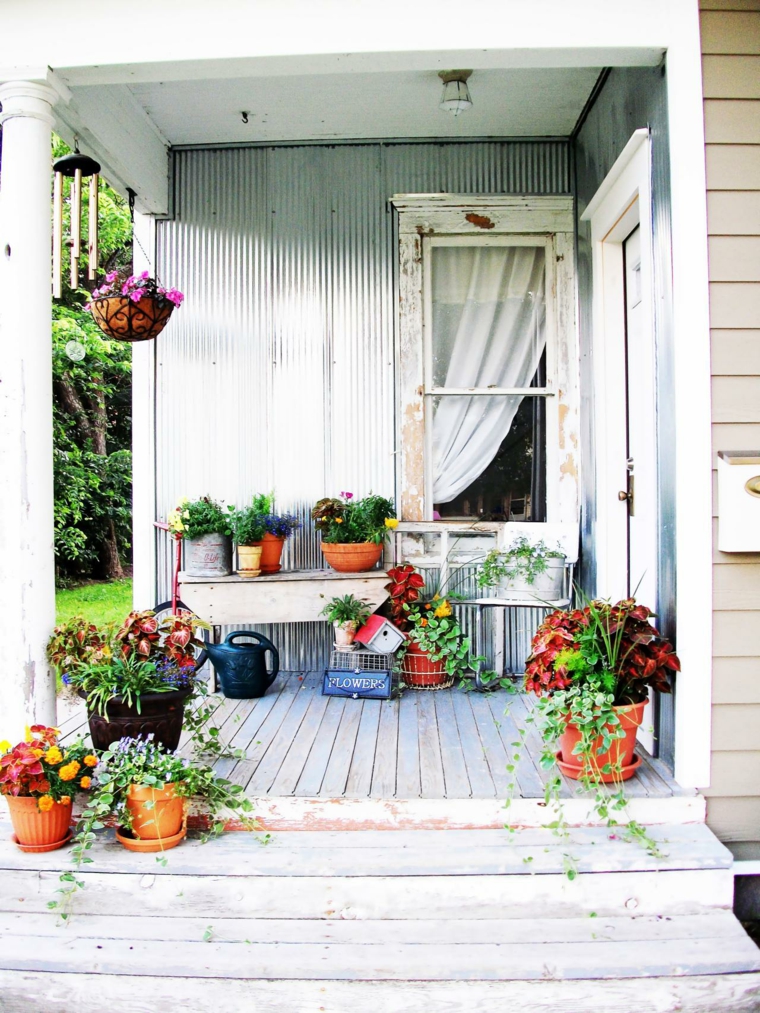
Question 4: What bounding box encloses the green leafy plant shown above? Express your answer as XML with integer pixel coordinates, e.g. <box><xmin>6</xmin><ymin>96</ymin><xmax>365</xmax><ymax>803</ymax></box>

<box><xmin>312</xmin><ymin>492</ymin><xmax>396</xmax><ymax>544</ymax></box>
<box><xmin>51</xmin><ymin>136</ymin><xmax>134</xmax><ymax>583</ymax></box>
<box><xmin>230</xmin><ymin>505</ymin><xmax>267</xmax><ymax>546</ymax></box>
<box><xmin>478</xmin><ymin>536</ymin><xmax>564</xmax><ymax>589</ymax></box>
<box><xmin>168</xmin><ymin>496</ymin><xmax>232</xmax><ymax>539</ymax></box>
<box><xmin>46</xmin><ymin>617</ymin><xmax>108</xmax><ymax>677</ymax></box>
<box><xmin>53</xmin><ymin>735</ymin><xmax>258</xmax><ymax>917</ymax></box>
<box><xmin>48</xmin><ymin>609</ymin><xmax>209</xmax><ymax>716</ymax></box>
<box><xmin>521</xmin><ymin>595</ymin><xmax>681</xmax><ymax>855</ymax></box>
<box><xmin>401</xmin><ymin>597</ymin><xmax>476</xmax><ymax>680</ymax></box>
<box><xmin>320</xmin><ymin>594</ymin><xmax>374</xmax><ymax>625</ymax></box>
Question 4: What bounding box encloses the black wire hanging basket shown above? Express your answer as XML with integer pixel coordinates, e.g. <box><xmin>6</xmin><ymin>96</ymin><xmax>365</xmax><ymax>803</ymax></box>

<box><xmin>90</xmin><ymin>293</ymin><xmax>175</xmax><ymax>342</ymax></box>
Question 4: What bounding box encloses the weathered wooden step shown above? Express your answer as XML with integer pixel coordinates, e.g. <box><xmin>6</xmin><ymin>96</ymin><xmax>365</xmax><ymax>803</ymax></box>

<box><xmin>0</xmin><ymin>826</ymin><xmax>736</xmax><ymax>920</ymax></box>
<box><xmin>0</xmin><ymin>909</ymin><xmax>757</xmax><ymax>981</ymax></box>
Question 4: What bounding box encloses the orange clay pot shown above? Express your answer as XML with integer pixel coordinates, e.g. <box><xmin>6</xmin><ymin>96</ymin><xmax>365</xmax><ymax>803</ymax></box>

<box><xmin>557</xmin><ymin>700</ymin><xmax>647</xmax><ymax>781</ymax></box>
<box><xmin>259</xmin><ymin>533</ymin><xmax>286</xmax><ymax>574</ymax></box>
<box><xmin>5</xmin><ymin>795</ymin><xmax>71</xmax><ymax>850</ymax></box>
<box><xmin>320</xmin><ymin>541</ymin><xmax>382</xmax><ymax>573</ymax></box>
<box><xmin>125</xmin><ymin>782</ymin><xmax>185</xmax><ymax>841</ymax></box>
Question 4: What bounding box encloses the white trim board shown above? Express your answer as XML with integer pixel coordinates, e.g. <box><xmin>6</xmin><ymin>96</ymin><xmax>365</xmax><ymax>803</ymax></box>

<box><xmin>582</xmin><ymin>123</ymin><xmax>712</xmax><ymax>790</ymax></box>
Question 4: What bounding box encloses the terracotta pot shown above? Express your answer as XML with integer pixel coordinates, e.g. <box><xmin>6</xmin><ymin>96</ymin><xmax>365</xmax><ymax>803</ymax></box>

<box><xmin>402</xmin><ymin>641</ymin><xmax>453</xmax><ymax>689</ymax></box>
<box><xmin>237</xmin><ymin>543</ymin><xmax>262</xmax><ymax>577</ymax></box>
<box><xmin>5</xmin><ymin>795</ymin><xmax>71</xmax><ymax>850</ymax></box>
<box><xmin>125</xmin><ymin>782</ymin><xmax>185</xmax><ymax>841</ymax></box>
<box><xmin>321</xmin><ymin>541</ymin><xmax>383</xmax><ymax>573</ymax></box>
<box><xmin>90</xmin><ymin>295</ymin><xmax>174</xmax><ymax>342</ymax></box>
<box><xmin>333</xmin><ymin>620</ymin><xmax>358</xmax><ymax>648</ymax></box>
<box><xmin>81</xmin><ymin>686</ymin><xmax>192</xmax><ymax>752</ymax></box>
<box><xmin>259</xmin><ymin>533</ymin><xmax>286</xmax><ymax>574</ymax></box>
<box><xmin>558</xmin><ymin>700</ymin><xmax>647</xmax><ymax>781</ymax></box>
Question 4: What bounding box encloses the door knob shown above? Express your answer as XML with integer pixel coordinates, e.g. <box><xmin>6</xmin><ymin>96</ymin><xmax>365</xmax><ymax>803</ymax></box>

<box><xmin>618</xmin><ymin>490</ymin><xmax>631</xmax><ymax>501</ymax></box>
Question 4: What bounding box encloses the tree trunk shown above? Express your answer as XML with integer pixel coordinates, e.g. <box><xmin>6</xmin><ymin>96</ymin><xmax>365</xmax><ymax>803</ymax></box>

<box><xmin>100</xmin><ymin>518</ymin><xmax>125</xmax><ymax>580</ymax></box>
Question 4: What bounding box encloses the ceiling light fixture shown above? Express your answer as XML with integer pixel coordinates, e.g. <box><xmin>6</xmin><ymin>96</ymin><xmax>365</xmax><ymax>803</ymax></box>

<box><xmin>438</xmin><ymin>70</ymin><xmax>473</xmax><ymax>116</ymax></box>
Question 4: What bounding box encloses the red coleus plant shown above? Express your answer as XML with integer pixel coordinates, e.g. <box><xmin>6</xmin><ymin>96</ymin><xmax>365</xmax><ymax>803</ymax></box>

<box><xmin>384</xmin><ymin>564</ymin><xmax>426</xmax><ymax>631</ymax></box>
<box><xmin>159</xmin><ymin>612</ymin><xmax>208</xmax><ymax>669</ymax></box>
<box><xmin>0</xmin><ymin>726</ymin><xmax>95</xmax><ymax>803</ymax></box>
<box><xmin>524</xmin><ymin>598</ymin><xmax>681</xmax><ymax>704</ymax></box>
<box><xmin>116</xmin><ymin>610</ymin><xmax>161</xmax><ymax>659</ymax></box>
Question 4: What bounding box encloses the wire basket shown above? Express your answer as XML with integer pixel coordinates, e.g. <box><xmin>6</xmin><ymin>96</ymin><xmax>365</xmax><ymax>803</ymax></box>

<box><xmin>329</xmin><ymin>649</ymin><xmax>395</xmax><ymax>672</ymax></box>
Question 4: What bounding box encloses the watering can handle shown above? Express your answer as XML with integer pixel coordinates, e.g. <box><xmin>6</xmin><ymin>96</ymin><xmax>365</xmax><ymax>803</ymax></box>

<box><xmin>225</xmin><ymin>631</ymin><xmax>279</xmax><ymax>687</ymax></box>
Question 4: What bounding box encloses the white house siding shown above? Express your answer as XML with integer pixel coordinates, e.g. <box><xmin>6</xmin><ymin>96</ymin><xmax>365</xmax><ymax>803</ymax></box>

<box><xmin>701</xmin><ymin>0</ymin><xmax>760</xmax><ymax>841</ymax></box>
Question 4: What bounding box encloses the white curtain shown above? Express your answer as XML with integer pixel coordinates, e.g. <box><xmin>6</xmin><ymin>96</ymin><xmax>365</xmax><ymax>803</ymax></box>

<box><xmin>432</xmin><ymin>246</ymin><xmax>546</xmax><ymax>504</ymax></box>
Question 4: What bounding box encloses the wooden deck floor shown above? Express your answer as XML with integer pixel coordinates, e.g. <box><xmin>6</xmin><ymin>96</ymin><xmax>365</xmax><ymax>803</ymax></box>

<box><xmin>60</xmin><ymin>672</ymin><xmax>688</xmax><ymax>802</ymax></box>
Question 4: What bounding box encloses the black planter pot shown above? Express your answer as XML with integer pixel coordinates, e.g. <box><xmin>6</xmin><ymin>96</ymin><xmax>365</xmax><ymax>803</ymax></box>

<box><xmin>80</xmin><ymin>687</ymin><xmax>193</xmax><ymax>752</ymax></box>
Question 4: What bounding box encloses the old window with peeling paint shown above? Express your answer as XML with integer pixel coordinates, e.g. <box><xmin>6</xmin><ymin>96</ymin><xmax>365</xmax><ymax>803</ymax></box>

<box><xmin>425</xmin><ymin>237</ymin><xmax>552</xmax><ymax>522</ymax></box>
<box><xmin>392</xmin><ymin>195</ymin><xmax>578</xmax><ymax>529</ymax></box>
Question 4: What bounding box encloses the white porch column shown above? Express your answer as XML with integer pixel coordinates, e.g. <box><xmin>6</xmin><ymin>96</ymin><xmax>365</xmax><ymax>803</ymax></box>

<box><xmin>0</xmin><ymin>80</ymin><xmax>59</xmax><ymax>732</ymax></box>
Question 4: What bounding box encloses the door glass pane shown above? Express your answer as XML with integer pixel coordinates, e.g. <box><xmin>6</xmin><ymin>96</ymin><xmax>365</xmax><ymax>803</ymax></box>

<box><xmin>431</xmin><ymin>245</ymin><xmax>546</xmax><ymax>388</ymax></box>
<box><xmin>432</xmin><ymin>393</ymin><xmax>546</xmax><ymax>522</ymax></box>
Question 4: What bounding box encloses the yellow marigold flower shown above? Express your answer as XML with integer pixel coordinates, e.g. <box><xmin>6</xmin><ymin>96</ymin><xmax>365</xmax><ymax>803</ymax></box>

<box><xmin>58</xmin><ymin>761</ymin><xmax>81</xmax><ymax>782</ymax></box>
<box><xmin>24</xmin><ymin>725</ymin><xmax>33</xmax><ymax>743</ymax></box>
<box><xmin>83</xmin><ymin>754</ymin><xmax>98</xmax><ymax>767</ymax></box>
<box><xmin>432</xmin><ymin>593</ymin><xmax>440</xmax><ymax>600</ymax></box>
<box><xmin>384</xmin><ymin>517</ymin><xmax>399</xmax><ymax>529</ymax></box>
<box><xmin>434</xmin><ymin>600</ymin><xmax>452</xmax><ymax>618</ymax></box>
<box><xmin>0</xmin><ymin>740</ymin><xmax>11</xmax><ymax>754</ymax></box>
<box><xmin>38</xmin><ymin>795</ymin><xmax>54</xmax><ymax>812</ymax></box>
<box><xmin>335</xmin><ymin>518</ymin><xmax>343</xmax><ymax>523</ymax></box>
<box><xmin>44</xmin><ymin>746</ymin><xmax>63</xmax><ymax>765</ymax></box>
<box><xmin>60</xmin><ymin>796</ymin><xmax>71</xmax><ymax>806</ymax></box>
<box><xmin>31</xmin><ymin>748</ymin><xmax>44</xmax><ymax>758</ymax></box>
<box><xmin>79</xmin><ymin>776</ymin><xmax>92</xmax><ymax>789</ymax></box>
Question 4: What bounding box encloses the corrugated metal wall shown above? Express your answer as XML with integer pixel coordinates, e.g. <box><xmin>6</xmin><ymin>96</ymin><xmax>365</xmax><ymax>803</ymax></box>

<box><xmin>155</xmin><ymin>140</ymin><xmax>571</xmax><ymax>668</ymax></box>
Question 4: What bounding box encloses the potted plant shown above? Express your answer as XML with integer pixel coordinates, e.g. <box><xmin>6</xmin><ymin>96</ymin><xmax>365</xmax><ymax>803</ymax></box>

<box><xmin>524</xmin><ymin>597</ymin><xmax>681</xmax><ymax>782</ymax></box>
<box><xmin>478</xmin><ymin>536</ymin><xmax>566</xmax><ymax>600</ymax></box>
<box><xmin>260</xmin><ymin>512</ymin><xmax>300</xmax><ymax>574</ymax></box>
<box><xmin>230</xmin><ymin>502</ymin><xmax>267</xmax><ymax>577</ymax></box>
<box><xmin>48</xmin><ymin>610</ymin><xmax>209</xmax><ymax>752</ymax></box>
<box><xmin>312</xmin><ymin>491</ymin><xmax>397</xmax><ymax>572</ymax></box>
<box><xmin>386</xmin><ymin>560</ymin><xmax>475</xmax><ymax>688</ymax></box>
<box><xmin>320</xmin><ymin>594</ymin><xmax>374</xmax><ymax>650</ymax></box>
<box><xmin>87</xmin><ymin>270</ymin><xmax>184</xmax><ymax>342</ymax></box>
<box><xmin>169</xmin><ymin>495</ymin><xmax>233</xmax><ymax>577</ymax></box>
<box><xmin>72</xmin><ymin>736</ymin><xmax>257</xmax><ymax>857</ymax></box>
<box><xmin>0</xmin><ymin>726</ymin><xmax>95</xmax><ymax>852</ymax></box>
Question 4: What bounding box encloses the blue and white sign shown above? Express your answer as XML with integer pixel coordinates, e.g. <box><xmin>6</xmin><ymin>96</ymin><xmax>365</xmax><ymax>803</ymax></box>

<box><xmin>322</xmin><ymin>670</ymin><xmax>392</xmax><ymax>700</ymax></box>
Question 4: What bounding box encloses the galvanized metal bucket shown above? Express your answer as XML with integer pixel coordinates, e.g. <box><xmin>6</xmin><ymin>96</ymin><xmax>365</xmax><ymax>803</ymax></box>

<box><xmin>184</xmin><ymin>533</ymin><xmax>233</xmax><ymax>577</ymax></box>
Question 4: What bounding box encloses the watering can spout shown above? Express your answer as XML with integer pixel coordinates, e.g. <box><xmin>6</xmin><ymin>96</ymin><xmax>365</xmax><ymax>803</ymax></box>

<box><xmin>207</xmin><ymin>631</ymin><xmax>279</xmax><ymax>699</ymax></box>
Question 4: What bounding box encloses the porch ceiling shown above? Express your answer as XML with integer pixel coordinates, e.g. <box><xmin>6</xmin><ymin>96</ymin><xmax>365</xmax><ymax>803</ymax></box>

<box><xmin>49</xmin><ymin>60</ymin><xmax>603</xmax><ymax>213</ymax></box>
<box><xmin>122</xmin><ymin>66</ymin><xmax>602</xmax><ymax>146</ymax></box>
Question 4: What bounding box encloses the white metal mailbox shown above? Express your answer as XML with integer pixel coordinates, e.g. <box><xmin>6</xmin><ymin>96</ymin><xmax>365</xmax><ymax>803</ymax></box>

<box><xmin>717</xmin><ymin>451</ymin><xmax>760</xmax><ymax>552</ymax></box>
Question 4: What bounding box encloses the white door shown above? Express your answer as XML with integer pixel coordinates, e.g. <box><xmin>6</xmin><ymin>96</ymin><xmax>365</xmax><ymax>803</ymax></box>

<box><xmin>622</xmin><ymin>225</ymin><xmax>658</xmax><ymax>753</ymax></box>
<box><xmin>623</xmin><ymin>226</ymin><xmax>658</xmax><ymax>607</ymax></box>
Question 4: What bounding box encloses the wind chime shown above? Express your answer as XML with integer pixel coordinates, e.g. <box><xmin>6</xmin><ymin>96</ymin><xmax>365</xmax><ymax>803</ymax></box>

<box><xmin>52</xmin><ymin>146</ymin><xmax>101</xmax><ymax>298</ymax></box>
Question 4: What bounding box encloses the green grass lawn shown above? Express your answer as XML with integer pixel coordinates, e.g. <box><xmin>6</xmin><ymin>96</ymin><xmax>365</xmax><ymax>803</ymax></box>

<box><xmin>55</xmin><ymin>578</ymin><xmax>133</xmax><ymax>627</ymax></box>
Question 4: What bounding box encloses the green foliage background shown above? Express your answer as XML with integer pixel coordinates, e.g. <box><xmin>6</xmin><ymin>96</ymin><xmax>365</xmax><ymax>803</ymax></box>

<box><xmin>52</xmin><ymin>137</ymin><xmax>134</xmax><ymax>581</ymax></box>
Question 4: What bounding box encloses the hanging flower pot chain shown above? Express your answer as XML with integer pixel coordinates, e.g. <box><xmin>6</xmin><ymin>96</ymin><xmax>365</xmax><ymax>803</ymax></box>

<box><xmin>87</xmin><ymin>271</ymin><xmax>184</xmax><ymax>342</ymax></box>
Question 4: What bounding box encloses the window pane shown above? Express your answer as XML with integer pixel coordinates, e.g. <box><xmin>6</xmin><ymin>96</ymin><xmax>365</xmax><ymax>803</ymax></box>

<box><xmin>431</xmin><ymin>245</ymin><xmax>546</xmax><ymax>389</ymax></box>
<box><xmin>432</xmin><ymin>394</ymin><xmax>546</xmax><ymax>522</ymax></box>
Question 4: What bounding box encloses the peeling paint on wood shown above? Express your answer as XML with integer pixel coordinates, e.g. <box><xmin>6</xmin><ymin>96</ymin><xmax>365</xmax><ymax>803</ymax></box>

<box><xmin>465</xmin><ymin>212</ymin><xmax>495</xmax><ymax>230</ymax></box>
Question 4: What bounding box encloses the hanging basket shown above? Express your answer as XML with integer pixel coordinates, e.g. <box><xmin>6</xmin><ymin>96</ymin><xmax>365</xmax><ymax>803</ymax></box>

<box><xmin>90</xmin><ymin>294</ymin><xmax>175</xmax><ymax>342</ymax></box>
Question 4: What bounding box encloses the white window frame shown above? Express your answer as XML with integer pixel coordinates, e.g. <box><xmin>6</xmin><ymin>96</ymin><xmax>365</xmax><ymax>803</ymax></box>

<box><xmin>391</xmin><ymin>194</ymin><xmax>579</xmax><ymax>538</ymax></box>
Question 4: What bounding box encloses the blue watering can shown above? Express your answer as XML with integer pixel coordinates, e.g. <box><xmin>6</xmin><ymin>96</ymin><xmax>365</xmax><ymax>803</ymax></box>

<box><xmin>206</xmin><ymin>631</ymin><xmax>279</xmax><ymax>699</ymax></box>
